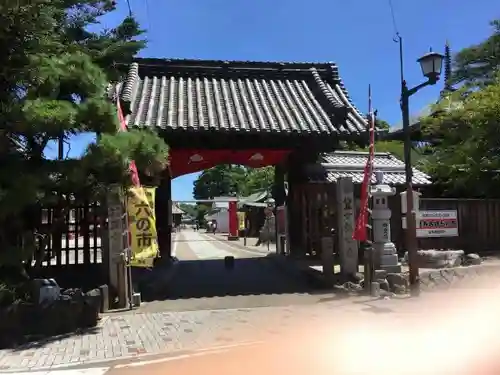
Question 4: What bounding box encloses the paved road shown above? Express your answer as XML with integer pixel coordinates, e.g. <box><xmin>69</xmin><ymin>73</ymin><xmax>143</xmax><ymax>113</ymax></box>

<box><xmin>8</xmin><ymin>283</ymin><xmax>500</xmax><ymax>375</ymax></box>
<box><xmin>137</xmin><ymin>230</ymin><xmax>322</xmax><ymax>312</ymax></box>
<box><xmin>0</xmin><ymin>297</ymin><xmax>369</xmax><ymax>372</ymax></box>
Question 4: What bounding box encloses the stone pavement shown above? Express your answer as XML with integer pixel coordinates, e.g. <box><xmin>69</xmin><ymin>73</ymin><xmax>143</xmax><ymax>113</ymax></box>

<box><xmin>3</xmin><ymin>272</ymin><xmax>500</xmax><ymax>373</ymax></box>
<box><xmin>0</xmin><ymin>299</ymin><xmax>373</xmax><ymax>372</ymax></box>
<box><xmin>138</xmin><ymin>230</ymin><xmax>323</xmax><ymax>313</ymax></box>
<box><xmin>4</xmin><ymin>281</ymin><xmax>500</xmax><ymax>374</ymax></box>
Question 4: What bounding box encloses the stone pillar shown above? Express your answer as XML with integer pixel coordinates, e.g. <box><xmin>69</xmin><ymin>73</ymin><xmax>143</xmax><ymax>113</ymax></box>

<box><xmin>155</xmin><ymin>173</ymin><xmax>172</xmax><ymax>259</ymax></box>
<box><xmin>336</xmin><ymin>177</ymin><xmax>358</xmax><ymax>275</ymax></box>
<box><xmin>321</xmin><ymin>235</ymin><xmax>334</xmax><ymax>285</ymax></box>
<box><xmin>371</xmin><ymin>172</ymin><xmax>402</xmax><ymax>273</ymax></box>
<box><xmin>106</xmin><ymin>188</ymin><xmax>129</xmax><ymax>309</ymax></box>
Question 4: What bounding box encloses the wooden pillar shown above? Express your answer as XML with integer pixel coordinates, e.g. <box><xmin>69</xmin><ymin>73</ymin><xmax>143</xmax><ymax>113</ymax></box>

<box><xmin>285</xmin><ymin>150</ymin><xmax>308</xmax><ymax>257</ymax></box>
<box><xmin>273</xmin><ymin>164</ymin><xmax>286</xmax><ymax>254</ymax></box>
<box><xmin>285</xmin><ymin>147</ymin><xmax>322</xmax><ymax>257</ymax></box>
<box><xmin>272</xmin><ymin>164</ymin><xmax>286</xmax><ymax>206</ymax></box>
<box><xmin>155</xmin><ymin>172</ymin><xmax>172</xmax><ymax>259</ymax></box>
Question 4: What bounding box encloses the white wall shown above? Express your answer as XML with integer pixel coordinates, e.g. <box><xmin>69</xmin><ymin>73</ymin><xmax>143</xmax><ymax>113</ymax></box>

<box><xmin>205</xmin><ymin>210</ymin><xmax>229</xmax><ymax>233</ymax></box>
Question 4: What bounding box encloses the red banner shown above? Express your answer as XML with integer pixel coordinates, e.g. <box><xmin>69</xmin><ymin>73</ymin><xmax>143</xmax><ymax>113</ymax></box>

<box><xmin>353</xmin><ymin>86</ymin><xmax>375</xmax><ymax>242</ymax></box>
<box><xmin>169</xmin><ymin>149</ymin><xmax>291</xmax><ymax>178</ymax></box>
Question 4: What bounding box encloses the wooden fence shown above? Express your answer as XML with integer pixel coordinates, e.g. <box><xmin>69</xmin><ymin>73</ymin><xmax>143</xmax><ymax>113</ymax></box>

<box><xmin>391</xmin><ymin>198</ymin><xmax>500</xmax><ymax>254</ymax></box>
<box><xmin>292</xmin><ymin>183</ymin><xmax>337</xmax><ymax>256</ymax></box>
<box><xmin>295</xmin><ymin>182</ymin><xmax>500</xmax><ymax>257</ymax></box>
<box><xmin>28</xmin><ymin>199</ymin><xmax>107</xmax><ymax>289</ymax></box>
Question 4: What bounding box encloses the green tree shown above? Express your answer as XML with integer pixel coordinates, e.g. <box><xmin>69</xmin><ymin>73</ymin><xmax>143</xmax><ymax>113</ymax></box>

<box><xmin>238</xmin><ymin>167</ymin><xmax>274</xmax><ymax>197</ymax></box>
<box><xmin>178</xmin><ymin>203</ymin><xmax>197</xmax><ymax>218</ymax></box>
<box><xmin>192</xmin><ymin>165</ymin><xmax>244</xmax><ymax>200</ymax></box>
<box><xmin>0</xmin><ymin>0</ymin><xmax>168</xmax><ymax>273</ymax></box>
<box><xmin>421</xmin><ymin>74</ymin><xmax>500</xmax><ymax>197</ymax></box>
<box><xmin>375</xmin><ymin>118</ymin><xmax>390</xmax><ymax>131</ymax></box>
<box><xmin>192</xmin><ymin>165</ymin><xmax>275</xmax><ymax>200</ymax></box>
<box><xmin>345</xmin><ymin>117</ymin><xmax>427</xmax><ymax>165</ymax></box>
<box><xmin>451</xmin><ymin>19</ymin><xmax>500</xmax><ymax>89</ymax></box>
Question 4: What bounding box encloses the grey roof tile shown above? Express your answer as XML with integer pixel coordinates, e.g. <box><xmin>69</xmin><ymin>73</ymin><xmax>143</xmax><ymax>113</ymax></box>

<box><xmin>171</xmin><ymin>202</ymin><xmax>184</xmax><ymax>214</ymax></box>
<box><xmin>113</xmin><ymin>58</ymin><xmax>368</xmax><ymax>136</ymax></box>
<box><xmin>319</xmin><ymin>151</ymin><xmax>431</xmax><ymax>186</ymax></box>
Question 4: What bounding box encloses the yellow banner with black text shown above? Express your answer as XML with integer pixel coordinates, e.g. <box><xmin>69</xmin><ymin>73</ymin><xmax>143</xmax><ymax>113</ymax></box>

<box><xmin>126</xmin><ymin>187</ymin><xmax>159</xmax><ymax>268</ymax></box>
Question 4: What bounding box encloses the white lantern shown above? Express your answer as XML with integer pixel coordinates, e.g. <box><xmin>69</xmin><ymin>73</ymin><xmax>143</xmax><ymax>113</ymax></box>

<box><xmin>417</xmin><ymin>51</ymin><xmax>444</xmax><ymax>82</ymax></box>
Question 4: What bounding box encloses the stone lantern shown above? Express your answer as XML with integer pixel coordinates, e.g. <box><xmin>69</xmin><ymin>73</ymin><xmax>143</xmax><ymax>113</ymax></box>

<box><xmin>371</xmin><ymin>171</ymin><xmax>401</xmax><ymax>273</ymax></box>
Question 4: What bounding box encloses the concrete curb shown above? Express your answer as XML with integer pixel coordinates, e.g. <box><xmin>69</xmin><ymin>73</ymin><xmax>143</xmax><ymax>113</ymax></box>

<box><xmin>418</xmin><ymin>262</ymin><xmax>500</xmax><ymax>291</ymax></box>
<box><xmin>265</xmin><ymin>254</ymin><xmax>329</xmax><ymax>288</ymax></box>
<box><xmin>267</xmin><ymin>254</ymin><xmax>500</xmax><ymax>293</ymax></box>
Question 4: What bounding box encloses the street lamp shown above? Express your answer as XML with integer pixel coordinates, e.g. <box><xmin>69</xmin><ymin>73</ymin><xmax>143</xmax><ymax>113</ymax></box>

<box><xmin>398</xmin><ymin>36</ymin><xmax>444</xmax><ymax>296</ymax></box>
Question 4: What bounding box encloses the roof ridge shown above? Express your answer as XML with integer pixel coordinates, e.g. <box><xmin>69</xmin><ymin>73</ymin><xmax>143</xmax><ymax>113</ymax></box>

<box><xmin>132</xmin><ymin>57</ymin><xmax>339</xmax><ymax>71</ymax></box>
<box><xmin>111</xmin><ymin>58</ymin><xmax>369</xmax><ymax>137</ymax></box>
<box><xmin>326</xmin><ymin>65</ymin><xmax>368</xmax><ymax>127</ymax></box>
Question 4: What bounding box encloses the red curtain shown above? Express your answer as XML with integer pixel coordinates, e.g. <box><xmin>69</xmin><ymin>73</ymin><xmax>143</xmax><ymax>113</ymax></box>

<box><xmin>169</xmin><ymin>149</ymin><xmax>291</xmax><ymax>178</ymax></box>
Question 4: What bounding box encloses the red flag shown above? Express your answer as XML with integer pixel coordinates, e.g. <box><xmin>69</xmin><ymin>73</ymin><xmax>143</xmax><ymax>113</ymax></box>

<box><xmin>116</xmin><ymin>97</ymin><xmax>141</xmax><ymax>187</ymax></box>
<box><xmin>353</xmin><ymin>85</ymin><xmax>375</xmax><ymax>241</ymax></box>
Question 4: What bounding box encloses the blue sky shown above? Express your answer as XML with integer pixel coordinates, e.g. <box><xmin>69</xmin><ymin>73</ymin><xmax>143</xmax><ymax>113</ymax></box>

<box><xmin>49</xmin><ymin>0</ymin><xmax>496</xmax><ymax>201</ymax></box>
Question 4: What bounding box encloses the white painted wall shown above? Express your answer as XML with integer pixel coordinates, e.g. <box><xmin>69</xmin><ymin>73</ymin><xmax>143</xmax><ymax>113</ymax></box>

<box><xmin>205</xmin><ymin>209</ymin><xmax>229</xmax><ymax>233</ymax></box>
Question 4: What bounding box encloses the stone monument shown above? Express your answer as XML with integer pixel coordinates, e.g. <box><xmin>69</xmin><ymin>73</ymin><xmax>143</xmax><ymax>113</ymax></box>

<box><xmin>371</xmin><ymin>171</ymin><xmax>401</xmax><ymax>273</ymax></box>
<box><xmin>336</xmin><ymin>177</ymin><xmax>358</xmax><ymax>276</ymax></box>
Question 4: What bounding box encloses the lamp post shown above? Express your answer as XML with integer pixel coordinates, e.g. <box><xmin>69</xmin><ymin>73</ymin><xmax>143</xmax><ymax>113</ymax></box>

<box><xmin>398</xmin><ymin>35</ymin><xmax>444</xmax><ymax>296</ymax></box>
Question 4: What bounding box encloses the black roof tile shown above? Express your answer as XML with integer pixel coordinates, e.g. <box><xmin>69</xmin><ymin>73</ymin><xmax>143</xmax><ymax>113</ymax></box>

<box><xmin>111</xmin><ymin>58</ymin><xmax>368</xmax><ymax>136</ymax></box>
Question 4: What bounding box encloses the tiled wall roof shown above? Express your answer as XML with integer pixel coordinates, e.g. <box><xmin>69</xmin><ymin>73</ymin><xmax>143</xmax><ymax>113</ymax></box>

<box><xmin>111</xmin><ymin>58</ymin><xmax>368</xmax><ymax>137</ymax></box>
<box><xmin>320</xmin><ymin>151</ymin><xmax>431</xmax><ymax>185</ymax></box>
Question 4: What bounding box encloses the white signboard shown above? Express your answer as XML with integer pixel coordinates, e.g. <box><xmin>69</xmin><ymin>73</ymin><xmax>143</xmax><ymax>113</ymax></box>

<box><xmin>416</xmin><ymin>210</ymin><xmax>458</xmax><ymax>238</ymax></box>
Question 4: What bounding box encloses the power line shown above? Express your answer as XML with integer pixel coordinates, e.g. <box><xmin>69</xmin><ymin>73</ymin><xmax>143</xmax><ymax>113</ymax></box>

<box><xmin>125</xmin><ymin>0</ymin><xmax>133</xmax><ymax>17</ymax></box>
<box><xmin>144</xmin><ymin>0</ymin><xmax>152</xmax><ymax>39</ymax></box>
<box><xmin>387</xmin><ymin>0</ymin><xmax>400</xmax><ymax>40</ymax></box>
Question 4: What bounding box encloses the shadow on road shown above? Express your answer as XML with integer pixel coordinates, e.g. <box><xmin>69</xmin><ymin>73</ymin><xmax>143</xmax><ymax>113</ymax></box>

<box><xmin>140</xmin><ymin>256</ymin><xmax>335</xmax><ymax>304</ymax></box>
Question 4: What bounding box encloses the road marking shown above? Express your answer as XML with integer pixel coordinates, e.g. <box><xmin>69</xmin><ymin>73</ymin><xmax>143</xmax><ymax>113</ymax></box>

<box><xmin>183</xmin><ymin>231</ymin><xmax>235</xmax><ymax>260</ymax></box>
<box><xmin>114</xmin><ymin>341</ymin><xmax>263</xmax><ymax>369</ymax></box>
<box><xmin>201</xmin><ymin>233</ymin><xmax>272</xmax><ymax>257</ymax></box>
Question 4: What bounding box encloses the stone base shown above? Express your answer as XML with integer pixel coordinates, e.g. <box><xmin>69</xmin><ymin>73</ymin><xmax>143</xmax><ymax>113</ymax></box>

<box><xmin>132</xmin><ymin>292</ymin><xmax>141</xmax><ymax>307</ymax></box>
<box><xmin>227</xmin><ymin>235</ymin><xmax>239</xmax><ymax>241</ymax></box>
<box><xmin>381</xmin><ymin>253</ymin><xmax>399</xmax><ymax>265</ymax></box>
<box><xmin>380</xmin><ymin>263</ymin><xmax>402</xmax><ymax>273</ymax></box>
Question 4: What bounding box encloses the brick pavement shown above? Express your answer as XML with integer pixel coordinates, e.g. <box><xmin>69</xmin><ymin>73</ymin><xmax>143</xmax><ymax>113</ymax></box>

<box><xmin>0</xmin><ymin>300</ymin><xmax>372</xmax><ymax>372</ymax></box>
<box><xmin>3</xmin><ymin>278</ymin><xmax>500</xmax><ymax>373</ymax></box>
<box><xmin>4</xmin><ymin>230</ymin><xmax>499</xmax><ymax>372</ymax></box>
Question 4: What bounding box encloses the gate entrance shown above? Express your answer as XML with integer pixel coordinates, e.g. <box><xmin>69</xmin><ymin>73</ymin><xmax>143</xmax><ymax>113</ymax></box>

<box><xmin>112</xmin><ymin>57</ymin><xmax>368</xmax><ymax>260</ymax></box>
<box><xmin>171</xmin><ymin>197</ymin><xmax>285</xmax><ymax>259</ymax></box>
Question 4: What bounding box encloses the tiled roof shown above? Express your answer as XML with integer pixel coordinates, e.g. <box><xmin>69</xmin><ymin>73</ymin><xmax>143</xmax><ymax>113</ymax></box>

<box><xmin>319</xmin><ymin>151</ymin><xmax>431</xmax><ymax>185</ymax></box>
<box><xmin>112</xmin><ymin>58</ymin><xmax>367</xmax><ymax>136</ymax></box>
<box><xmin>171</xmin><ymin>202</ymin><xmax>185</xmax><ymax>215</ymax></box>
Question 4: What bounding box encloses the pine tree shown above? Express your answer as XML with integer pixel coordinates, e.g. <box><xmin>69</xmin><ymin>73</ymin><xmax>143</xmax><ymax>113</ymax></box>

<box><xmin>0</xmin><ymin>0</ymin><xmax>168</xmax><ymax>274</ymax></box>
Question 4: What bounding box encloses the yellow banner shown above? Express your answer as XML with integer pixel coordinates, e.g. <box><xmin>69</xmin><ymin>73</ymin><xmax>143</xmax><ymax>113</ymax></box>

<box><xmin>127</xmin><ymin>187</ymin><xmax>159</xmax><ymax>268</ymax></box>
<box><xmin>237</xmin><ymin>212</ymin><xmax>246</xmax><ymax>230</ymax></box>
